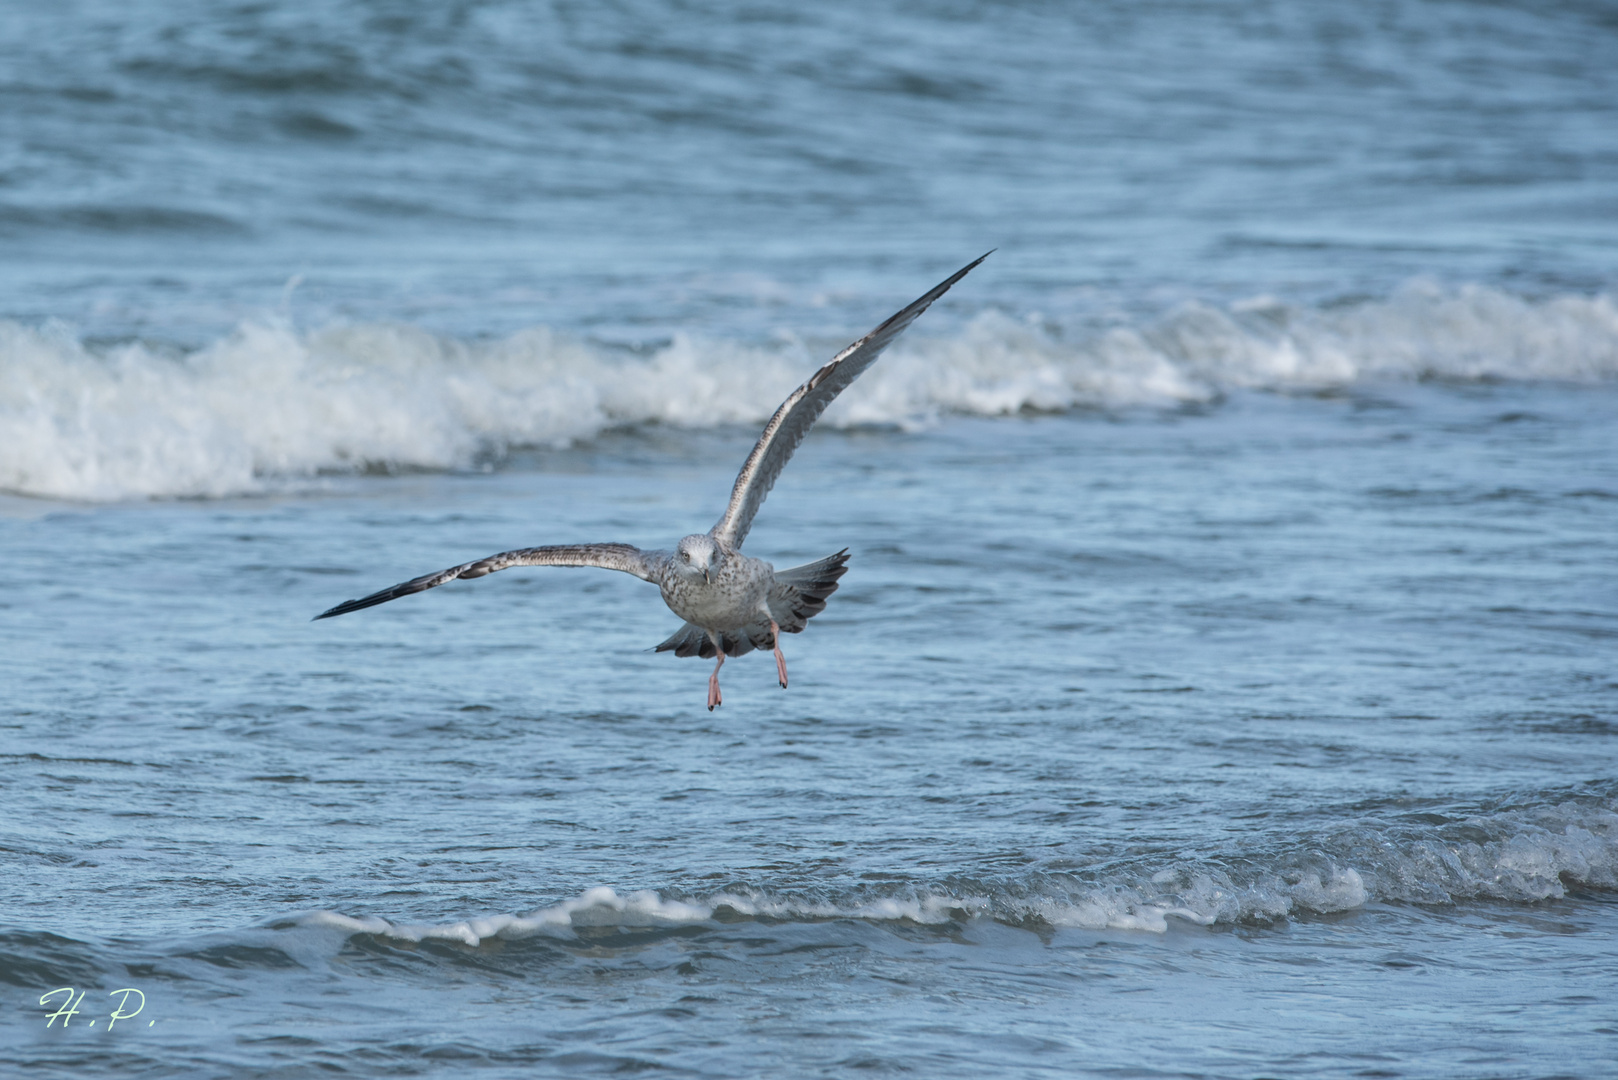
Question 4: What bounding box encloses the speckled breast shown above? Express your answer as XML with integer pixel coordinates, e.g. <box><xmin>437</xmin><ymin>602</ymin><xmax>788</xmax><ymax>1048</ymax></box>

<box><xmin>660</xmin><ymin>554</ymin><xmax>774</xmax><ymax>630</ymax></box>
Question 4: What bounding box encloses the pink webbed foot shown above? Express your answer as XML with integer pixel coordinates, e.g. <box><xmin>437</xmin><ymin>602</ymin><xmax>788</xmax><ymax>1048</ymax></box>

<box><xmin>707</xmin><ymin>649</ymin><xmax>726</xmax><ymax>711</ymax></box>
<box><xmin>771</xmin><ymin>620</ymin><xmax>788</xmax><ymax>689</ymax></box>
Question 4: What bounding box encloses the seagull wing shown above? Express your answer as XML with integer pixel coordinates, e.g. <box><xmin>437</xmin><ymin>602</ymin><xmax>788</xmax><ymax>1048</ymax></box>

<box><xmin>313</xmin><ymin>543</ymin><xmax>666</xmax><ymax>620</ymax></box>
<box><xmin>710</xmin><ymin>252</ymin><xmax>991</xmax><ymax>550</ymax></box>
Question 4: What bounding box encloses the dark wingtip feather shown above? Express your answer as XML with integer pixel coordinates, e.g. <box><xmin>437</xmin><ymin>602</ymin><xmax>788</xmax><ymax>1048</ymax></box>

<box><xmin>312</xmin><ymin>587</ymin><xmax>403</xmax><ymax>620</ymax></box>
<box><xmin>312</xmin><ymin>597</ymin><xmax>368</xmax><ymax>620</ymax></box>
<box><xmin>312</xmin><ymin>565</ymin><xmax>450</xmax><ymax>621</ymax></box>
<box><xmin>867</xmin><ymin>252</ymin><xmax>993</xmax><ymax>340</ymax></box>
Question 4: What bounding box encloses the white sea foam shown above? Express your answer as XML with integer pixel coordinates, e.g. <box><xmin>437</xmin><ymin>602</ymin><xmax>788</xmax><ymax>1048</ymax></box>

<box><xmin>5</xmin><ymin>283</ymin><xmax>1617</xmax><ymax>500</ymax></box>
<box><xmin>265</xmin><ymin>801</ymin><xmax>1616</xmax><ymax>945</ymax></box>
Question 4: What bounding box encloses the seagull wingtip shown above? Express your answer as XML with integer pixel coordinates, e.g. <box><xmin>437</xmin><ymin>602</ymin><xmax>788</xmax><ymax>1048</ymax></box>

<box><xmin>948</xmin><ymin>250</ymin><xmax>994</xmax><ymax>280</ymax></box>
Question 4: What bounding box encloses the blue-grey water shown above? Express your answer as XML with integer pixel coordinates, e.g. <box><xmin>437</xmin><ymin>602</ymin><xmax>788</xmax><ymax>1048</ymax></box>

<box><xmin>3</xmin><ymin>2</ymin><xmax>1618</xmax><ymax>1076</ymax></box>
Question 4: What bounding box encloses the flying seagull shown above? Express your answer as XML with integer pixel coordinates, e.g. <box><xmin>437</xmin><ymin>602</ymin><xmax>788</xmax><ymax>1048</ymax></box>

<box><xmin>315</xmin><ymin>253</ymin><xmax>990</xmax><ymax>709</ymax></box>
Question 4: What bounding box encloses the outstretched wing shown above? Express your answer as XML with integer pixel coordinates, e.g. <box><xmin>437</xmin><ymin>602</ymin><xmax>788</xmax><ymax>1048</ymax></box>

<box><xmin>313</xmin><ymin>543</ymin><xmax>666</xmax><ymax>620</ymax></box>
<box><xmin>710</xmin><ymin>252</ymin><xmax>991</xmax><ymax>549</ymax></box>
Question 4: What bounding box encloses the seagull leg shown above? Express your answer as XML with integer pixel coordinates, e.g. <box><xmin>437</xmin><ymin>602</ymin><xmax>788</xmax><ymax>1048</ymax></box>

<box><xmin>770</xmin><ymin>620</ymin><xmax>788</xmax><ymax>689</ymax></box>
<box><xmin>707</xmin><ymin>649</ymin><xmax>726</xmax><ymax>711</ymax></box>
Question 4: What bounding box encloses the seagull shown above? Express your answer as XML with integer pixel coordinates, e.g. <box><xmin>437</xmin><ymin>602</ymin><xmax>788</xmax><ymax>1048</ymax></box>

<box><xmin>315</xmin><ymin>253</ymin><xmax>990</xmax><ymax>709</ymax></box>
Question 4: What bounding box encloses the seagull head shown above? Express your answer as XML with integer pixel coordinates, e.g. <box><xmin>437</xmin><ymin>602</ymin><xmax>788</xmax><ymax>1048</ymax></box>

<box><xmin>676</xmin><ymin>534</ymin><xmax>722</xmax><ymax>584</ymax></box>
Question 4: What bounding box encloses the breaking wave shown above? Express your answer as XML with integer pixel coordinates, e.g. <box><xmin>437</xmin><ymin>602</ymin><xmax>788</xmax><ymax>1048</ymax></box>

<box><xmin>270</xmin><ymin>797</ymin><xmax>1618</xmax><ymax>943</ymax></box>
<box><xmin>4</xmin><ymin>281</ymin><xmax>1617</xmax><ymax>500</ymax></box>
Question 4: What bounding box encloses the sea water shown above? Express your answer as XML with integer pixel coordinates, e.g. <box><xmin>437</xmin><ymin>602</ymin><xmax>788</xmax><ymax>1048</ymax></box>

<box><xmin>2</xmin><ymin>2</ymin><xmax>1616</xmax><ymax>1076</ymax></box>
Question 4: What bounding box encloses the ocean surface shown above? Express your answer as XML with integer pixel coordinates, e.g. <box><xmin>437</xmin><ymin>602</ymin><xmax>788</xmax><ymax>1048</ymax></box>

<box><xmin>3</xmin><ymin>1</ymin><xmax>1617</xmax><ymax>1076</ymax></box>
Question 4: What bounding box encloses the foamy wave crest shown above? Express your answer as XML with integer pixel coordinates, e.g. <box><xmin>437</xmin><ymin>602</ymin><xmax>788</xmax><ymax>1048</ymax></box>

<box><xmin>267</xmin><ymin>800</ymin><xmax>1616</xmax><ymax>944</ymax></box>
<box><xmin>5</xmin><ymin>282</ymin><xmax>1616</xmax><ymax>500</ymax></box>
<box><xmin>0</xmin><ymin>319</ymin><xmax>811</xmax><ymax>500</ymax></box>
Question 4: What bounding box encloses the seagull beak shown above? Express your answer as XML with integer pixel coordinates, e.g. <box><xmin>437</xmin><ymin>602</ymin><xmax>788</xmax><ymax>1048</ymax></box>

<box><xmin>704</xmin><ymin>568</ymin><xmax>712</xmax><ymax>584</ymax></box>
